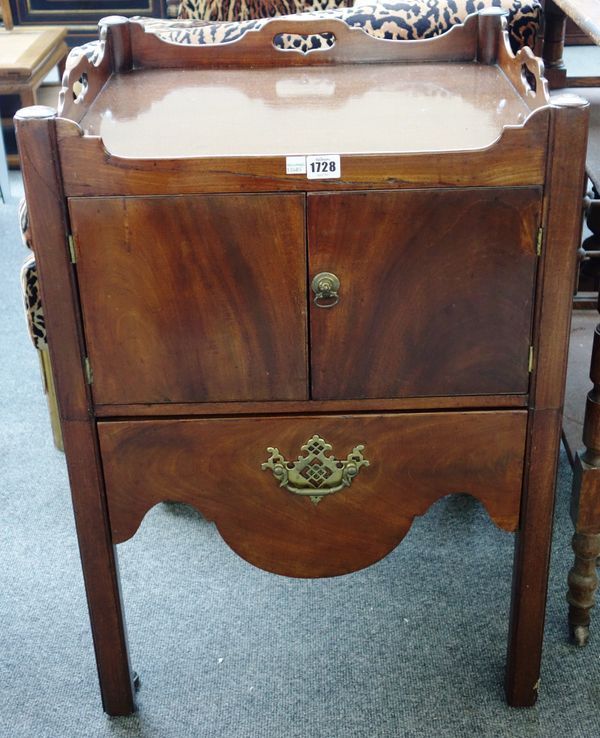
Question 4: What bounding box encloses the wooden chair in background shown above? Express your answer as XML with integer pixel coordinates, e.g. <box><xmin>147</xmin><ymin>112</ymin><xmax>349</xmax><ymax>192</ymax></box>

<box><xmin>0</xmin><ymin>0</ymin><xmax>67</xmax><ymax>167</ymax></box>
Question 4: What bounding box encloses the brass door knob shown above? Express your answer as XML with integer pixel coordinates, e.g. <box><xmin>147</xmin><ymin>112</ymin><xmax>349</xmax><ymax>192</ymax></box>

<box><xmin>311</xmin><ymin>272</ymin><xmax>340</xmax><ymax>308</ymax></box>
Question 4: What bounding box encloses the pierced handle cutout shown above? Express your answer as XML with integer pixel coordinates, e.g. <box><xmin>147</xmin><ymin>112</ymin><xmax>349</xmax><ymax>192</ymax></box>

<box><xmin>273</xmin><ymin>31</ymin><xmax>336</xmax><ymax>55</ymax></box>
<box><xmin>72</xmin><ymin>72</ymin><xmax>89</xmax><ymax>103</ymax></box>
<box><xmin>520</xmin><ymin>63</ymin><xmax>537</xmax><ymax>94</ymax></box>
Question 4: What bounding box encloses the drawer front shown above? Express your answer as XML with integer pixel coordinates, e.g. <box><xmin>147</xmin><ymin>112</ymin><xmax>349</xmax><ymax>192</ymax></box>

<box><xmin>69</xmin><ymin>193</ymin><xmax>308</xmax><ymax>405</ymax></box>
<box><xmin>99</xmin><ymin>411</ymin><xmax>527</xmax><ymax>577</ymax></box>
<box><xmin>308</xmin><ymin>188</ymin><xmax>541</xmax><ymax>399</ymax></box>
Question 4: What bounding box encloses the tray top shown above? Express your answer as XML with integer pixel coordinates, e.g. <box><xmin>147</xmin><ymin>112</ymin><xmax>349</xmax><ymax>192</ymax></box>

<box><xmin>79</xmin><ymin>62</ymin><xmax>533</xmax><ymax>159</ymax></box>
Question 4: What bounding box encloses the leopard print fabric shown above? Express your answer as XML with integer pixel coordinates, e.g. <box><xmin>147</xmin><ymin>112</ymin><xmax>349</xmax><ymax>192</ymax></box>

<box><xmin>19</xmin><ymin>199</ymin><xmax>46</xmax><ymax>348</ymax></box>
<box><xmin>19</xmin><ymin>197</ymin><xmax>32</xmax><ymax>251</ymax></box>
<box><xmin>152</xmin><ymin>0</ymin><xmax>540</xmax><ymax>51</ymax></box>
<box><xmin>20</xmin><ymin>254</ymin><xmax>47</xmax><ymax>350</ymax></box>
<box><xmin>178</xmin><ymin>0</ymin><xmax>351</xmax><ymax>22</ymax></box>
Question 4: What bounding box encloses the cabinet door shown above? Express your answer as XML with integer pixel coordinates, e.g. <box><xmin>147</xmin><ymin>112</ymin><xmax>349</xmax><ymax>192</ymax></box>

<box><xmin>70</xmin><ymin>194</ymin><xmax>308</xmax><ymax>405</ymax></box>
<box><xmin>308</xmin><ymin>188</ymin><xmax>541</xmax><ymax>400</ymax></box>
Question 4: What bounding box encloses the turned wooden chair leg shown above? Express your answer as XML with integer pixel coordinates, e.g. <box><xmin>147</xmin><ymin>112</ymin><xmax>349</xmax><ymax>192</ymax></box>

<box><xmin>568</xmin><ymin>532</ymin><xmax>600</xmax><ymax>645</ymax></box>
<box><xmin>542</xmin><ymin>0</ymin><xmax>568</xmax><ymax>89</ymax></box>
<box><xmin>570</xmin><ymin>323</ymin><xmax>600</xmax><ymax>646</ymax></box>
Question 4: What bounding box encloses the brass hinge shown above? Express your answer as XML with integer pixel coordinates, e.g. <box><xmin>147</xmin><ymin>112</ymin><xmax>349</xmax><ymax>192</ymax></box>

<box><xmin>536</xmin><ymin>227</ymin><xmax>543</xmax><ymax>256</ymax></box>
<box><xmin>84</xmin><ymin>356</ymin><xmax>93</xmax><ymax>385</ymax></box>
<box><xmin>67</xmin><ymin>234</ymin><xmax>77</xmax><ymax>264</ymax></box>
<box><xmin>528</xmin><ymin>346</ymin><xmax>534</xmax><ymax>373</ymax></box>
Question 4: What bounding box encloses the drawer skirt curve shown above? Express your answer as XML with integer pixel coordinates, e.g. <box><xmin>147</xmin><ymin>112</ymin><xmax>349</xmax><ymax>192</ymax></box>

<box><xmin>98</xmin><ymin>411</ymin><xmax>527</xmax><ymax>577</ymax></box>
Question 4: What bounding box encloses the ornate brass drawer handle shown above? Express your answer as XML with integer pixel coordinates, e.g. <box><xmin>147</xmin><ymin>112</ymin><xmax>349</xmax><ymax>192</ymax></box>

<box><xmin>311</xmin><ymin>272</ymin><xmax>340</xmax><ymax>309</ymax></box>
<box><xmin>262</xmin><ymin>434</ymin><xmax>369</xmax><ymax>505</ymax></box>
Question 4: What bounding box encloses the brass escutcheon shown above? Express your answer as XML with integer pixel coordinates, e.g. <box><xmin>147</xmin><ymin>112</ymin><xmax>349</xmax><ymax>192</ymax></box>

<box><xmin>311</xmin><ymin>272</ymin><xmax>340</xmax><ymax>308</ymax></box>
<box><xmin>261</xmin><ymin>434</ymin><xmax>369</xmax><ymax>505</ymax></box>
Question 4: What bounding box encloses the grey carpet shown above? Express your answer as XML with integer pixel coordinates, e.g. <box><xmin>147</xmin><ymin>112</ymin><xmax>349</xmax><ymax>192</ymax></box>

<box><xmin>1</xmin><ymin>192</ymin><xmax>600</xmax><ymax>738</ymax></box>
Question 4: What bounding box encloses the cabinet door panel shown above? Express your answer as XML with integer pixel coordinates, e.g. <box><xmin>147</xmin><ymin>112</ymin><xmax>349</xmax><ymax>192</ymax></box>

<box><xmin>308</xmin><ymin>188</ymin><xmax>541</xmax><ymax>400</ymax></box>
<box><xmin>70</xmin><ymin>194</ymin><xmax>308</xmax><ymax>404</ymax></box>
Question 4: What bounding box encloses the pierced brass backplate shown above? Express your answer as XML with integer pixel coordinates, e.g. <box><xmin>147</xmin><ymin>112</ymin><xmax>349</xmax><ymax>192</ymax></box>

<box><xmin>261</xmin><ymin>435</ymin><xmax>369</xmax><ymax>505</ymax></box>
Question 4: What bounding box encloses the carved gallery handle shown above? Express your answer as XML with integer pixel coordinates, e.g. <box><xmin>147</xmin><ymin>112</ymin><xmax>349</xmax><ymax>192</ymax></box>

<box><xmin>311</xmin><ymin>272</ymin><xmax>340</xmax><ymax>308</ymax></box>
<box><xmin>261</xmin><ymin>434</ymin><xmax>369</xmax><ymax>505</ymax></box>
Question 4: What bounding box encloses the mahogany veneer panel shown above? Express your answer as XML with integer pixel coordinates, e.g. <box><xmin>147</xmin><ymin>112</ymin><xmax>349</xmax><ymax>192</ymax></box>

<box><xmin>309</xmin><ymin>187</ymin><xmax>541</xmax><ymax>399</ymax></box>
<box><xmin>79</xmin><ymin>64</ymin><xmax>531</xmax><ymax>159</ymax></box>
<box><xmin>99</xmin><ymin>411</ymin><xmax>527</xmax><ymax>577</ymax></box>
<box><xmin>56</xmin><ymin>111</ymin><xmax>550</xmax><ymax>197</ymax></box>
<box><xmin>94</xmin><ymin>394</ymin><xmax>528</xmax><ymax>417</ymax></box>
<box><xmin>69</xmin><ymin>193</ymin><xmax>308</xmax><ymax>404</ymax></box>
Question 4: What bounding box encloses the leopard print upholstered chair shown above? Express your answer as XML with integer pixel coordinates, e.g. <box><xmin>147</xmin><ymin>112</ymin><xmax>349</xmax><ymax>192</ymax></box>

<box><xmin>19</xmin><ymin>0</ymin><xmax>541</xmax><ymax>452</ymax></box>
<box><xmin>168</xmin><ymin>0</ymin><xmax>541</xmax><ymax>52</ymax></box>
<box><xmin>19</xmin><ymin>200</ymin><xmax>63</xmax><ymax>450</ymax></box>
<box><xmin>178</xmin><ymin>0</ymin><xmax>352</xmax><ymax>21</ymax></box>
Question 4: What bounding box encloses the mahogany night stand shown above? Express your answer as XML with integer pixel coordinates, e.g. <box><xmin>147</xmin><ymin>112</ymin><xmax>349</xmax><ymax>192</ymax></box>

<box><xmin>15</xmin><ymin>10</ymin><xmax>588</xmax><ymax>714</ymax></box>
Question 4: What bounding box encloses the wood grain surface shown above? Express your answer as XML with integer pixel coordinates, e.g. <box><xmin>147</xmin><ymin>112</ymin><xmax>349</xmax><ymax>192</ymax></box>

<box><xmin>70</xmin><ymin>194</ymin><xmax>308</xmax><ymax>405</ymax></box>
<box><xmin>15</xmin><ymin>109</ymin><xmax>136</xmax><ymax>715</ymax></box>
<box><xmin>77</xmin><ymin>65</ymin><xmax>531</xmax><ymax>159</ymax></box>
<box><xmin>55</xmin><ymin>111</ymin><xmax>550</xmax><ymax>197</ymax></box>
<box><xmin>93</xmin><ymin>394</ymin><xmax>528</xmax><ymax>417</ymax></box>
<box><xmin>309</xmin><ymin>187</ymin><xmax>541</xmax><ymax>399</ymax></box>
<box><xmin>505</xmin><ymin>97</ymin><xmax>589</xmax><ymax>707</ymax></box>
<box><xmin>99</xmin><ymin>411</ymin><xmax>527</xmax><ymax>577</ymax></box>
<box><xmin>128</xmin><ymin>14</ymin><xmax>480</xmax><ymax>69</ymax></box>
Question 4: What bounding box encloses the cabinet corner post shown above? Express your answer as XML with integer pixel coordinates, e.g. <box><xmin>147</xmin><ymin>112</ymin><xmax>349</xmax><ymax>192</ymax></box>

<box><xmin>477</xmin><ymin>7</ymin><xmax>506</xmax><ymax>65</ymax></box>
<box><xmin>15</xmin><ymin>107</ymin><xmax>136</xmax><ymax>716</ymax></box>
<box><xmin>505</xmin><ymin>95</ymin><xmax>589</xmax><ymax>707</ymax></box>
<box><xmin>98</xmin><ymin>15</ymin><xmax>133</xmax><ymax>74</ymax></box>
